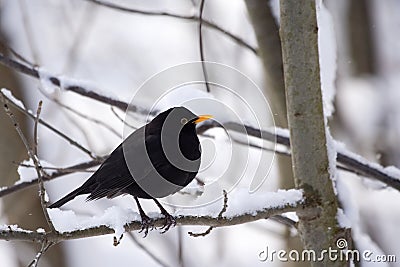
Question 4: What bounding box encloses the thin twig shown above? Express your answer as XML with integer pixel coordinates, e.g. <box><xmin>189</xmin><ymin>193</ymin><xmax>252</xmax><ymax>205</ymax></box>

<box><xmin>198</xmin><ymin>0</ymin><xmax>210</xmax><ymax>93</ymax></box>
<box><xmin>127</xmin><ymin>232</ymin><xmax>171</xmax><ymax>267</ymax></box>
<box><xmin>14</xmin><ymin>161</ymin><xmax>95</xmax><ymax>173</ymax></box>
<box><xmin>53</xmin><ymin>97</ymin><xmax>122</xmax><ymax>138</ymax></box>
<box><xmin>1</xmin><ymin>97</ymin><xmax>56</xmax><ymax>232</ymax></box>
<box><xmin>270</xmin><ymin>215</ymin><xmax>297</xmax><ymax>228</ymax></box>
<box><xmin>0</xmin><ymin>39</ymin><xmax>34</xmax><ymax>66</ymax></box>
<box><xmin>177</xmin><ymin>227</ymin><xmax>185</xmax><ymax>267</ymax></box>
<box><xmin>0</xmin><ymin>158</ymin><xmax>104</xmax><ymax>198</ymax></box>
<box><xmin>0</xmin><ymin>89</ymin><xmax>96</xmax><ymax>159</ymax></box>
<box><xmin>188</xmin><ymin>190</ymin><xmax>228</xmax><ymax>237</ymax></box>
<box><xmin>27</xmin><ymin>241</ymin><xmax>53</xmax><ymax>267</ymax></box>
<box><xmin>34</xmin><ymin>101</ymin><xmax>56</xmax><ymax>232</ymax></box>
<box><xmin>110</xmin><ymin>106</ymin><xmax>137</xmax><ymax>130</ymax></box>
<box><xmin>83</xmin><ymin>0</ymin><xmax>257</xmax><ymax>54</ymax></box>
<box><xmin>33</xmin><ymin>101</ymin><xmax>41</xmax><ymax>155</ymax></box>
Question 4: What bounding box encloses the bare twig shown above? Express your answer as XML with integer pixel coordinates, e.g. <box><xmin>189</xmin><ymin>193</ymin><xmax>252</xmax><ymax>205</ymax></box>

<box><xmin>198</xmin><ymin>0</ymin><xmax>210</xmax><ymax>93</ymax></box>
<box><xmin>0</xmin><ymin>158</ymin><xmax>104</xmax><ymax>198</ymax></box>
<box><xmin>33</xmin><ymin>101</ymin><xmax>41</xmax><ymax>155</ymax></box>
<box><xmin>14</xmin><ymin>161</ymin><xmax>95</xmax><ymax>173</ymax></box>
<box><xmin>188</xmin><ymin>190</ymin><xmax>228</xmax><ymax>237</ymax></box>
<box><xmin>0</xmin><ymin>197</ymin><xmax>302</xmax><ymax>243</ymax></box>
<box><xmin>177</xmin><ymin>227</ymin><xmax>185</xmax><ymax>267</ymax></box>
<box><xmin>53</xmin><ymin>98</ymin><xmax>122</xmax><ymax>138</ymax></box>
<box><xmin>83</xmin><ymin>0</ymin><xmax>257</xmax><ymax>54</ymax></box>
<box><xmin>0</xmin><ymin>89</ymin><xmax>96</xmax><ymax>158</ymax></box>
<box><xmin>27</xmin><ymin>241</ymin><xmax>53</xmax><ymax>267</ymax></box>
<box><xmin>110</xmin><ymin>106</ymin><xmax>137</xmax><ymax>130</ymax></box>
<box><xmin>0</xmin><ymin>39</ymin><xmax>33</xmax><ymax>66</ymax></box>
<box><xmin>127</xmin><ymin>232</ymin><xmax>171</xmax><ymax>267</ymax></box>
<box><xmin>34</xmin><ymin>101</ymin><xmax>56</xmax><ymax>232</ymax></box>
<box><xmin>270</xmin><ymin>215</ymin><xmax>297</xmax><ymax>228</ymax></box>
<box><xmin>1</xmin><ymin>97</ymin><xmax>56</xmax><ymax>232</ymax></box>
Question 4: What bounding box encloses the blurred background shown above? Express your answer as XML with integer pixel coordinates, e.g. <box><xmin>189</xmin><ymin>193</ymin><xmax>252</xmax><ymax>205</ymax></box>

<box><xmin>0</xmin><ymin>0</ymin><xmax>399</xmax><ymax>266</ymax></box>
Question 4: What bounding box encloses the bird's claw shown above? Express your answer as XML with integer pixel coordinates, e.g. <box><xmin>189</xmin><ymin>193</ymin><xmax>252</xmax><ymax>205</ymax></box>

<box><xmin>139</xmin><ymin>214</ymin><xmax>154</xmax><ymax>237</ymax></box>
<box><xmin>159</xmin><ymin>213</ymin><xmax>176</xmax><ymax>234</ymax></box>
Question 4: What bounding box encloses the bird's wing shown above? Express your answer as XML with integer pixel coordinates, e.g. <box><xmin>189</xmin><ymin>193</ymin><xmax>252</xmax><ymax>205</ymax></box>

<box><xmin>86</xmin><ymin>127</ymin><xmax>162</xmax><ymax>200</ymax></box>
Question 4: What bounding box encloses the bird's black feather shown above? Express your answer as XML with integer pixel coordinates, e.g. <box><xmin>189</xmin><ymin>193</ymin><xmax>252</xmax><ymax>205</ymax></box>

<box><xmin>48</xmin><ymin>107</ymin><xmax>205</xmax><ymax>209</ymax></box>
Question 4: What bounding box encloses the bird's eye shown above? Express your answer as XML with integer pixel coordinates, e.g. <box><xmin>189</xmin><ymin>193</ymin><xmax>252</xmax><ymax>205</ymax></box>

<box><xmin>180</xmin><ymin>118</ymin><xmax>188</xmax><ymax>125</ymax></box>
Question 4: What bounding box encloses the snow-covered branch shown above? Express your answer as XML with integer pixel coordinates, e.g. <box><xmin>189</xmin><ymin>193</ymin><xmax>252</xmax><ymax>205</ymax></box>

<box><xmin>0</xmin><ymin>189</ymin><xmax>303</xmax><ymax>243</ymax></box>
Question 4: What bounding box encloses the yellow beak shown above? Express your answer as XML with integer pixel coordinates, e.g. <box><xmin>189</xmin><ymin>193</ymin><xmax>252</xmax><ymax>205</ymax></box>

<box><xmin>194</xmin><ymin>115</ymin><xmax>213</xmax><ymax>124</ymax></box>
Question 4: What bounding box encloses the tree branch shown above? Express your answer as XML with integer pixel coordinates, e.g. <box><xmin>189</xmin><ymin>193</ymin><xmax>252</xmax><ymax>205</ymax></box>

<box><xmin>127</xmin><ymin>232</ymin><xmax>171</xmax><ymax>267</ymax></box>
<box><xmin>0</xmin><ymin>158</ymin><xmax>104</xmax><ymax>198</ymax></box>
<box><xmin>0</xmin><ymin>199</ymin><xmax>302</xmax><ymax>243</ymax></box>
<box><xmin>1</xmin><ymin>96</ymin><xmax>56</xmax><ymax>232</ymax></box>
<box><xmin>188</xmin><ymin>189</ymin><xmax>228</xmax><ymax>237</ymax></box>
<box><xmin>1</xmin><ymin>122</ymin><xmax>400</xmax><ymax>199</ymax></box>
<box><xmin>0</xmin><ymin>53</ymin><xmax>130</xmax><ymax>111</ymax></box>
<box><xmin>83</xmin><ymin>0</ymin><xmax>257</xmax><ymax>54</ymax></box>
<box><xmin>198</xmin><ymin>0</ymin><xmax>210</xmax><ymax>93</ymax></box>
<box><xmin>0</xmin><ymin>89</ymin><xmax>97</xmax><ymax>159</ymax></box>
<box><xmin>1</xmin><ymin>53</ymin><xmax>400</xmax><ymax>193</ymax></box>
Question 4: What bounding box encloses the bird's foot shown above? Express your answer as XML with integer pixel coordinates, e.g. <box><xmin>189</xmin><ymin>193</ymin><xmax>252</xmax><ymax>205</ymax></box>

<box><xmin>159</xmin><ymin>212</ymin><xmax>176</xmax><ymax>234</ymax></box>
<box><xmin>139</xmin><ymin>214</ymin><xmax>154</xmax><ymax>237</ymax></box>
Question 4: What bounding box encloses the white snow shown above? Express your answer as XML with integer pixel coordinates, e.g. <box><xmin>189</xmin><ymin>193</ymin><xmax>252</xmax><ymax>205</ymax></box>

<box><xmin>36</xmin><ymin>228</ymin><xmax>45</xmax><ymax>233</ymax></box>
<box><xmin>336</xmin><ymin>208</ymin><xmax>351</xmax><ymax>228</ymax></box>
<box><xmin>1</xmin><ymin>88</ymin><xmax>26</xmax><ymax>109</ymax></box>
<box><xmin>225</xmin><ymin>189</ymin><xmax>303</xmax><ymax>218</ymax></box>
<box><xmin>176</xmin><ymin>188</ymin><xmax>303</xmax><ymax>218</ymax></box>
<box><xmin>16</xmin><ymin>159</ymin><xmax>38</xmax><ymax>183</ymax></box>
<box><xmin>16</xmin><ymin>159</ymin><xmax>57</xmax><ymax>184</ymax></box>
<box><xmin>38</xmin><ymin>67</ymin><xmax>121</xmax><ymax>102</ymax></box>
<box><xmin>46</xmin><ymin>189</ymin><xmax>302</xmax><ymax>237</ymax></box>
<box><xmin>48</xmin><ymin>206</ymin><xmax>142</xmax><ymax>238</ymax></box>
<box><xmin>326</xmin><ymin>130</ymin><xmax>338</xmax><ymax>195</ymax></box>
<box><xmin>316</xmin><ymin>0</ymin><xmax>337</xmax><ymax>117</ymax></box>
<box><xmin>335</xmin><ymin>140</ymin><xmax>400</xmax><ymax>182</ymax></box>
<box><xmin>0</xmin><ymin>224</ymin><xmax>32</xmax><ymax>233</ymax></box>
<box><xmin>274</xmin><ymin>126</ymin><xmax>290</xmax><ymax>138</ymax></box>
<box><xmin>38</xmin><ymin>67</ymin><xmax>58</xmax><ymax>96</ymax></box>
<box><xmin>282</xmin><ymin>211</ymin><xmax>298</xmax><ymax>222</ymax></box>
<box><xmin>59</xmin><ymin>75</ymin><xmax>121</xmax><ymax>102</ymax></box>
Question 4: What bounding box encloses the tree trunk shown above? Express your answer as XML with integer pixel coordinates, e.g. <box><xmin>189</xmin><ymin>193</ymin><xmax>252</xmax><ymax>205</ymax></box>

<box><xmin>279</xmin><ymin>1</ymin><xmax>348</xmax><ymax>266</ymax></box>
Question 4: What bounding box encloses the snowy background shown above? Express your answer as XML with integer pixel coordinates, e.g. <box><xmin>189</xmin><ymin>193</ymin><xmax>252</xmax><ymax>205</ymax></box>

<box><xmin>0</xmin><ymin>0</ymin><xmax>400</xmax><ymax>266</ymax></box>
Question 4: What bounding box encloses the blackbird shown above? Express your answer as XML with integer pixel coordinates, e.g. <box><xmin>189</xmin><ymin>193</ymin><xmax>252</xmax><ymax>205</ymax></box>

<box><xmin>48</xmin><ymin>107</ymin><xmax>212</xmax><ymax>235</ymax></box>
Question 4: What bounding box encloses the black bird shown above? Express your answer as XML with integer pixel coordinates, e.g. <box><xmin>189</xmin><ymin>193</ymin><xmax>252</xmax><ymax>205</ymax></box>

<box><xmin>48</xmin><ymin>107</ymin><xmax>212</xmax><ymax>235</ymax></box>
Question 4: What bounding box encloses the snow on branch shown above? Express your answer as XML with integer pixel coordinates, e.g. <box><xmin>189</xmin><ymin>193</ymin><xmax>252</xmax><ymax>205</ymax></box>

<box><xmin>0</xmin><ymin>53</ymin><xmax>131</xmax><ymax>111</ymax></box>
<box><xmin>0</xmin><ymin>189</ymin><xmax>303</xmax><ymax>243</ymax></box>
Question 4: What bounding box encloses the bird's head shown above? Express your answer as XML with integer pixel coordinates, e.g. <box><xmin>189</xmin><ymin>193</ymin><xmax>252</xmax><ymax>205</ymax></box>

<box><xmin>147</xmin><ymin>107</ymin><xmax>212</xmax><ymax>134</ymax></box>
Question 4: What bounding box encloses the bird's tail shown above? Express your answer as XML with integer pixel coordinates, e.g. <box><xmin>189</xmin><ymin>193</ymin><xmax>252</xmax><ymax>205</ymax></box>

<box><xmin>48</xmin><ymin>186</ymin><xmax>87</xmax><ymax>208</ymax></box>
